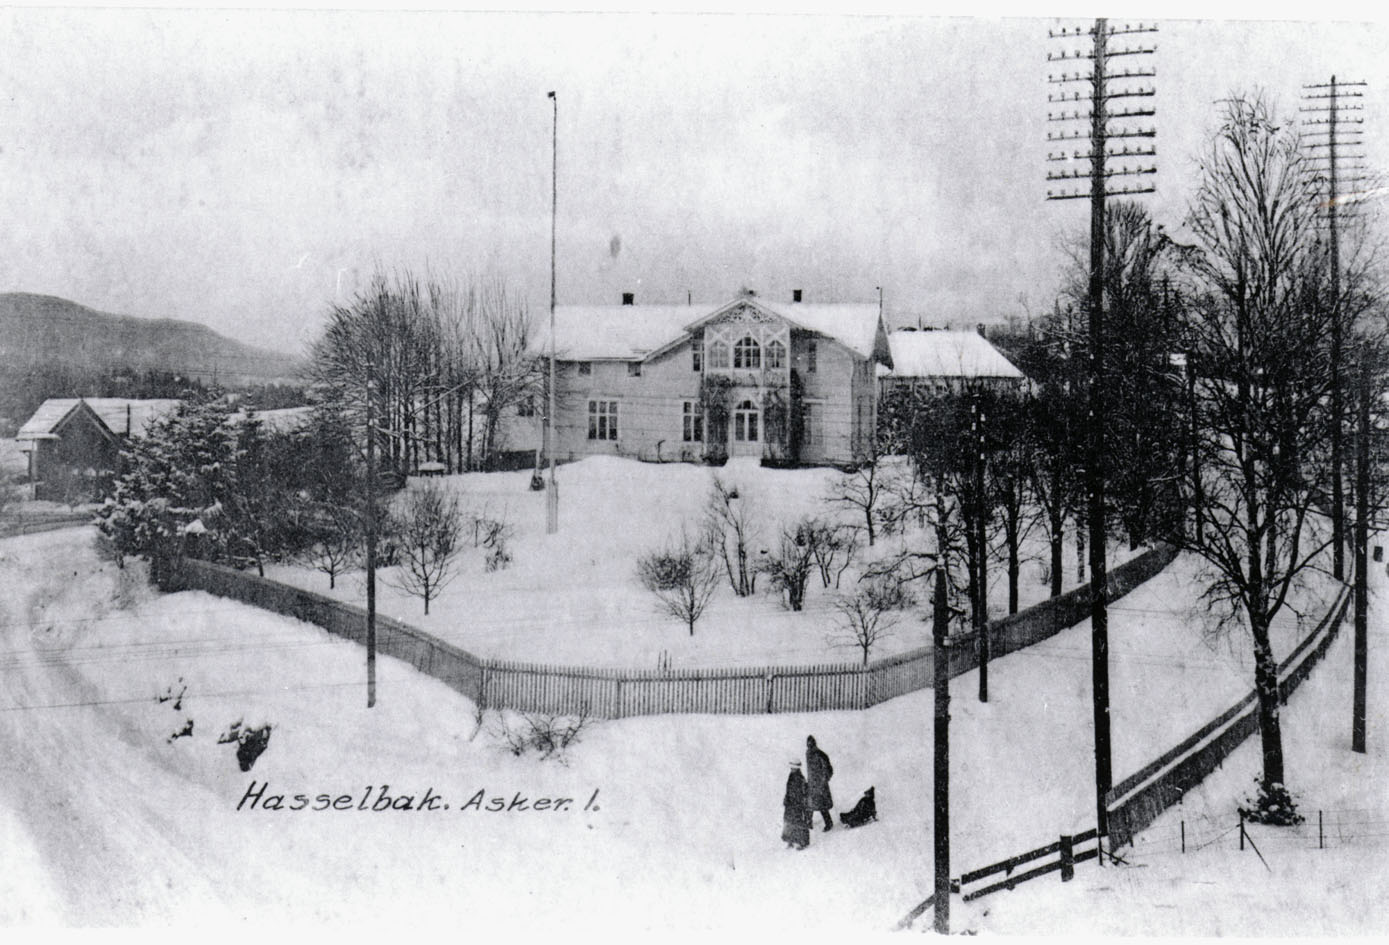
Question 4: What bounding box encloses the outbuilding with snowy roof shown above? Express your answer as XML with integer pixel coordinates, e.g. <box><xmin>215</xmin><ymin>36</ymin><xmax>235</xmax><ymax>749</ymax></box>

<box><xmin>15</xmin><ymin>397</ymin><xmax>181</xmax><ymax>501</ymax></box>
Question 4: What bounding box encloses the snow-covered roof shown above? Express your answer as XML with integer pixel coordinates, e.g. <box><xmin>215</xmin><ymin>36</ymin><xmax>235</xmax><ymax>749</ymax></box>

<box><xmin>229</xmin><ymin>406</ymin><xmax>313</xmax><ymax>433</ymax></box>
<box><xmin>16</xmin><ymin>398</ymin><xmax>182</xmax><ymax>440</ymax></box>
<box><xmin>538</xmin><ymin>297</ymin><xmax>885</xmax><ymax>362</ymax></box>
<box><xmin>883</xmin><ymin>330</ymin><xmax>1025</xmax><ymax>380</ymax></box>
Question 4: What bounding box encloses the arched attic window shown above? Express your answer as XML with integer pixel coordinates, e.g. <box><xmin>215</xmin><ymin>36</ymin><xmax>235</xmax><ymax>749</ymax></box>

<box><xmin>765</xmin><ymin>338</ymin><xmax>786</xmax><ymax>369</ymax></box>
<box><xmin>734</xmin><ymin>335</ymin><xmax>761</xmax><ymax>369</ymax></box>
<box><xmin>707</xmin><ymin>340</ymin><xmax>730</xmax><ymax>369</ymax></box>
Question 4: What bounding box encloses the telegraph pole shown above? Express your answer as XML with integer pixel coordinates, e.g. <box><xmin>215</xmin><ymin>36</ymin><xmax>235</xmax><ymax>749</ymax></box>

<box><xmin>1302</xmin><ymin>77</ymin><xmax>1367</xmax><ymax>582</ymax></box>
<box><xmin>1046</xmin><ymin>18</ymin><xmax>1157</xmax><ymax>852</ymax></box>
<box><xmin>365</xmin><ymin>356</ymin><xmax>378</xmax><ymax>708</ymax></box>
<box><xmin>973</xmin><ymin>394</ymin><xmax>989</xmax><ymax>703</ymax></box>
<box><xmin>932</xmin><ymin>562</ymin><xmax>951</xmax><ymax>933</ymax></box>
<box><xmin>1353</xmin><ymin>346</ymin><xmax>1370</xmax><ymax>753</ymax></box>
<box><xmin>546</xmin><ymin>90</ymin><xmax>560</xmax><ymax>534</ymax></box>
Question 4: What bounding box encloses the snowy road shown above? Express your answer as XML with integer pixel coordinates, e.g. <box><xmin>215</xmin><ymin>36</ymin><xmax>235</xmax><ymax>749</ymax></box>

<box><xmin>0</xmin><ymin>529</ymin><xmax>252</xmax><ymax>923</ymax></box>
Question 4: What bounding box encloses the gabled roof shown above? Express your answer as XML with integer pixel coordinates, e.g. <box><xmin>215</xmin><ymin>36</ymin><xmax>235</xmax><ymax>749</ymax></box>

<box><xmin>882</xmin><ymin>330</ymin><xmax>1025</xmax><ymax>380</ymax></box>
<box><xmin>538</xmin><ymin>296</ymin><xmax>886</xmax><ymax>362</ymax></box>
<box><xmin>16</xmin><ymin>398</ymin><xmax>182</xmax><ymax>440</ymax></box>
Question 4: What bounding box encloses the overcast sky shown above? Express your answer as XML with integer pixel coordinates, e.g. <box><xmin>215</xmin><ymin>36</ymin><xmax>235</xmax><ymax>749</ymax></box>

<box><xmin>2</xmin><ymin>8</ymin><xmax>1388</xmax><ymax>356</ymax></box>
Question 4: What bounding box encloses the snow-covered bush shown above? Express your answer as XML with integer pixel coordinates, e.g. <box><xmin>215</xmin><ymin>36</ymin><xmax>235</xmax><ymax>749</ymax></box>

<box><xmin>759</xmin><ymin>519</ymin><xmax>817</xmax><ymax>611</ymax></box>
<box><xmin>636</xmin><ymin>526</ymin><xmax>721</xmax><ymax>635</ymax></box>
<box><xmin>495</xmin><ymin>710</ymin><xmax>591</xmax><ymax>762</ymax></box>
<box><xmin>219</xmin><ymin>719</ymin><xmax>274</xmax><ymax>772</ymax></box>
<box><xmin>1240</xmin><ymin>777</ymin><xmax>1305</xmax><ymax>826</ymax></box>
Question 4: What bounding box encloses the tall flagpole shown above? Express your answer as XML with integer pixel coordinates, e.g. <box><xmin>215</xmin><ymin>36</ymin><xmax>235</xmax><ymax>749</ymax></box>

<box><xmin>546</xmin><ymin>91</ymin><xmax>559</xmax><ymax>534</ymax></box>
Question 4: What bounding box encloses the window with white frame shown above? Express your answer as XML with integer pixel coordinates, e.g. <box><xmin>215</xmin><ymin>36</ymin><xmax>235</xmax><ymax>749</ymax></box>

<box><xmin>517</xmin><ymin>395</ymin><xmax>536</xmax><ymax>418</ymax></box>
<box><xmin>802</xmin><ymin>402</ymin><xmax>818</xmax><ymax>450</ymax></box>
<box><xmin>708</xmin><ymin>340</ymin><xmax>730</xmax><ymax>369</ymax></box>
<box><xmin>766</xmin><ymin>338</ymin><xmax>786</xmax><ymax>369</ymax></box>
<box><xmin>734</xmin><ymin>335</ymin><xmax>761</xmax><ymax>369</ymax></box>
<box><xmin>807</xmin><ymin>340</ymin><xmax>817</xmax><ymax>373</ymax></box>
<box><xmin>588</xmin><ymin>400</ymin><xmax>618</xmax><ymax>440</ymax></box>
<box><xmin>628</xmin><ymin>361</ymin><xmax>642</xmax><ymax>377</ymax></box>
<box><xmin>733</xmin><ymin>399</ymin><xmax>759</xmax><ymax>442</ymax></box>
<box><xmin>692</xmin><ymin>338</ymin><xmax>703</xmax><ymax>372</ymax></box>
<box><xmin>682</xmin><ymin>401</ymin><xmax>703</xmax><ymax>442</ymax></box>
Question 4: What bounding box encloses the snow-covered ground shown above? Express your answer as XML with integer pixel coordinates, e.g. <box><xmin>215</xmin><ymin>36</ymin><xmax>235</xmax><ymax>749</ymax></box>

<box><xmin>0</xmin><ymin>515</ymin><xmax>1373</xmax><ymax>934</ymax></box>
<box><xmin>263</xmin><ymin>456</ymin><xmax>1138</xmax><ymax>669</ymax></box>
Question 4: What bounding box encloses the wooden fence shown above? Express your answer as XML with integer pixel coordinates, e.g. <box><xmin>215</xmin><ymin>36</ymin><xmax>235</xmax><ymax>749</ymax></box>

<box><xmin>168</xmin><ymin>542</ymin><xmax>1177</xmax><ymax>720</ymax></box>
<box><xmin>0</xmin><ymin>513</ymin><xmax>96</xmax><ymax>538</ymax></box>
<box><xmin>1105</xmin><ymin>585</ymin><xmax>1352</xmax><ymax>849</ymax></box>
<box><xmin>899</xmin><ymin>828</ymin><xmax>1101</xmax><ymax>928</ymax></box>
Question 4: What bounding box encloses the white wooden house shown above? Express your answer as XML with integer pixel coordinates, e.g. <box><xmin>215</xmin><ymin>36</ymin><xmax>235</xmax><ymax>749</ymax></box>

<box><xmin>537</xmin><ymin>291</ymin><xmax>892</xmax><ymax>466</ymax></box>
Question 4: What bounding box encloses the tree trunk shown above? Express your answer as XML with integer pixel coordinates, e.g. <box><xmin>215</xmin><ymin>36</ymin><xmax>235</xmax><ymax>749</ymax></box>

<box><xmin>1076</xmin><ymin>509</ymin><xmax>1086</xmax><ymax>583</ymax></box>
<box><xmin>1049</xmin><ymin>508</ymin><xmax>1064</xmax><ymax>597</ymax></box>
<box><xmin>1008</xmin><ymin>532</ymin><xmax>1020</xmax><ymax>615</ymax></box>
<box><xmin>1249</xmin><ymin>611</ymin><xmax>1286</xmax><ymax>788</ymax></box>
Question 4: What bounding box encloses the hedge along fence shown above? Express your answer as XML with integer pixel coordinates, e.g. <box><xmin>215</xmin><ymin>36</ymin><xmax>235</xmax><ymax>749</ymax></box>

<box><xmin>167</xmin><ymin>542</ymin><xmax>1177</xmax><ymax>720</ymax></box>
<box><xmin>1105</xmin><ymin>584</ymin><xmax>1352</xmax><ymax>850</ymax></box>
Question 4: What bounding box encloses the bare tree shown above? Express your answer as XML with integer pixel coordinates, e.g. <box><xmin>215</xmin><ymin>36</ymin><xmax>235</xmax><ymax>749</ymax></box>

<box><xmin>306</xmin><ymin>501</ymin><xmax>362</xmax><ymax>590</ymax></box>
<box><xmin>1178</xmin><ymin>93</ymin><xmax>1339</xmax><ymax>821</ymax></box>
<box><xmin>385</xmin><ymin>482</ymin><xmax>465</xmax><ymax>615</ymax></box>
<box><xmin>808</xmin><ymin>519</ymin><xmax>861</xmax><ymax>589</ymax></box>
<box><xmin>760</xmin><ymin>519</ymin><xmax>818</xmax><ymax>611</ymax></box>
<box><xmin>705</xmin><ymin>475</ymin><xmax>759</xmax><ymax>596</ymax></box>
<box><xmin>831</xmin><ymin>577</ymin><xmax>911</xmax><ymax>665</ymax></box>
<box><xmin>636</xmin><ymin>526</ymin><xmax>721</xmax><ymax>635</ymax></box>
<box><xmin>827</xmin><ymin>458</ymin><xmax>889</xmax><ymax>546</ymax></box>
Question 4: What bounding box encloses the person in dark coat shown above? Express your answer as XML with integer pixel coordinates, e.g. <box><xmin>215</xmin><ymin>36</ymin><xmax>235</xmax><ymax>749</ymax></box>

<box><xmin>806</xmin><ymin>735</ymin><xmax>834</xmax><ymax>831</ymax></box>
<box><xmin>781</xmin><ymin>761</ymin><xmax>811</xmax><ymax>850</ymax></box>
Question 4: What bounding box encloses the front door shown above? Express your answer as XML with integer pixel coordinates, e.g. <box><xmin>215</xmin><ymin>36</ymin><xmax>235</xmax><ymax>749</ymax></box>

<box><xmin>730</xmin><ymin>398</ymin><xmax>761</xmax><ymax>457</ymax></box>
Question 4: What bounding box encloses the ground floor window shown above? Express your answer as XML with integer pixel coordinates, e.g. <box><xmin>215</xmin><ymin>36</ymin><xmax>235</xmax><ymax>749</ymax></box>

<box><xmin>733</xmin><ymin>399</ymin><xmax>759</xmax><ymax>442</ymax></box>
<box><xmin>682</xmin><ymin>401</ymin><xmax>703</xmax><ymax>442</ymax></box>
<box><xmin>802</xmin><ymin>402</ymin><xmax>819</xmax><ymax>451</ymax></box>
<box><xmin>588</xmin><ymin>400</ymin><xmax>618</xmax><ymax>440</ymax></box>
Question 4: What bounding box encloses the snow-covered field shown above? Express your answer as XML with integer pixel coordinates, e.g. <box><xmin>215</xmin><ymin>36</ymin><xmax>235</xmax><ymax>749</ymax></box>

<box><xmin>1</xmin><ymin>514</ymin><xmax>1376</xmax><ymax>934</ymax></box>
<box><xmin>264</xmin><ymin>456</ymin><xmax>1136</xmax><ymax>669</ymax></box>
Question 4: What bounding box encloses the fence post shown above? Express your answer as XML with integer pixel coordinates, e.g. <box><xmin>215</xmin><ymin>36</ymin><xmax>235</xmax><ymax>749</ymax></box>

<box><xmin>1238</xmin><ymin>809</ymin><xmax>1245</xmax><ymax>851</ymax></box>
<box><xmin>765</xmin><ymin>673</ymin><xmax>776</xmax><ymax>714</ymax></box>
<box><xmin>1059</xmin><ymin>834</ymin><xmax>1075</xmax><ymax>882</ymax></box>
<box><xmin>614</xmin><ymin>677</ymin><xmax>624</xmax><ymax>720</ymax></box>
<box><xmin>1180</xmin><ymin>820</ymin><xmax>1185</xmax><ymax>854</ymax></box>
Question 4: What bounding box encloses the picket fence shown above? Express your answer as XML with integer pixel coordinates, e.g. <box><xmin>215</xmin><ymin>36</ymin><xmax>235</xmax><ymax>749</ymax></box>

<box><xmin>168</xmin><ymin>542</ymin><xmax>1176</xmax><ymax>720</ymax></box>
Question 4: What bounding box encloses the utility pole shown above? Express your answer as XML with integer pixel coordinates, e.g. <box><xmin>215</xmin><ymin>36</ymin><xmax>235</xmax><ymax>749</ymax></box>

<box><xmin>1303</xmin><ymin>76</ymin><xmax>1367</xmax><ymax>582</ymax></box>
<box><xmin>1046</xmin><ymin>17</ymin><xmax>1157</xmax><ymax>852</ymax></box>
<box><xmin>546</xmin><ymin>90</ymin><xmax>560</xmax><ymax>534</ymax></box>
<box><xmin>1353</xmin><ymin>345</ymin><xmax>1370</xmax><ymax>752</ymax></box>
<box><xmin>932</xmin><ymin>560</ymin><xmax>951</xmax><ymax>933</ymax></box>
<box><xmin>972</xmin><ymin>394</ymin><xmax>989</xmax><ymax>703</ymax></box>
<box><xmin>365</xmin><ymin>355</ymin><xmax>378</xmax><ymax>708</ymax></box>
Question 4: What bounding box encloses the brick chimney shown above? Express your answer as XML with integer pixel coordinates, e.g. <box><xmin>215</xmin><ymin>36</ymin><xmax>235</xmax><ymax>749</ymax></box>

<box><xmin>792</xmin><ymin>289</ymin><xmax>803</xmax><ymax>303</ymax></box>
<box><xmin>976</xmin><ymin>323</ymin><xmax>986</xmax><ymax>338</ymax></box>
<box><xmin>622</xmin><ymin>292</ymin><xmax>635</xmax><ymax>305</ymax></box>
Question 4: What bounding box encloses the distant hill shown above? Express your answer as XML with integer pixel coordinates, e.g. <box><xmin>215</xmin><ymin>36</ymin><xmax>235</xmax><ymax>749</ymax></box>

<box><xmin>0</xmin><ymin>292</ymin><xmax>304</xmax><ymax>386</ymax></box>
